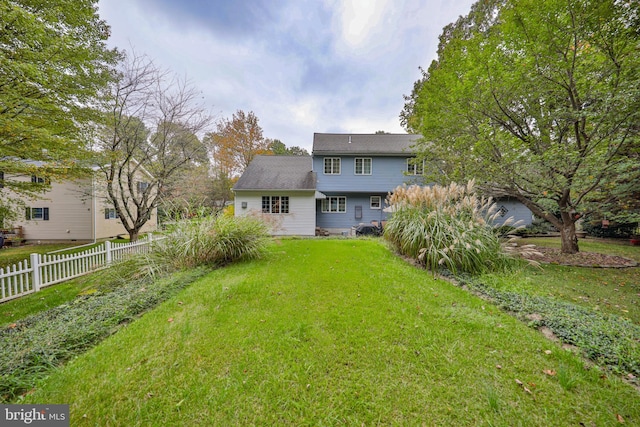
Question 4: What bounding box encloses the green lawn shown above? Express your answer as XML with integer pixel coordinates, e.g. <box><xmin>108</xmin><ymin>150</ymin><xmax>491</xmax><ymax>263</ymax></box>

<box><xmin>23</xmin><ymin>239</ymin><xmax>639</xmax><ymax>426</ymax></box>
<box><xmin>481</xmin><ymin>237</ymin><xmax>640</xmax><ymax>325</ymax></box>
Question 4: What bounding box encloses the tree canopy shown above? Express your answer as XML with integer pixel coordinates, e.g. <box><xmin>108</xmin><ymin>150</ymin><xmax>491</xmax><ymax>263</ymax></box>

<box><xmin>402</xmin><ymin>0</ymin><xmax>640</xmax><ymax>253</ymax></box>
<box><xmin>0</xmin><ymin>0</ymin><xmax>118</xmax><ymax>223</ymax></box>
<box><xmin>206</xmin><ymin>110</ymin><xmax>271</xmax><ymax>177</ymax></box>
<box><xmin>95</xmin><ymin>53</ymin><xmax>211</xmax><ymax>241</ymax></box>
<box><xmin>268</xmin><ymin>139</ymin><xmax>310</xmax><ymax>156</ymax></box>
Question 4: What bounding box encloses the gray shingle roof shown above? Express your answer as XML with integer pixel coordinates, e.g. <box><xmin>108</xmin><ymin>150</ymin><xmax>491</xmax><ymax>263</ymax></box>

<box><xmin>233</xmin><ymin>155</ymin><xmax>316</xmax><ymax>190</ymax></box>
<box><xmin>312</xmin><ymin>133</ymin><xmax>420</xmax><ymax>155</ymax></box>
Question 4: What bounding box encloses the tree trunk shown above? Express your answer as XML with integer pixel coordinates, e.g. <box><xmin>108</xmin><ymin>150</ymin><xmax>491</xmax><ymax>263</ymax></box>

<box><xmin>559</xmin><ymin>222</ymin><xmax>579</xmax><ymax>254</ymax></box>
<box><xmin>129</xmin><ymin>230</ymin><xmax>139</xmax><ymax>242</ymax></box>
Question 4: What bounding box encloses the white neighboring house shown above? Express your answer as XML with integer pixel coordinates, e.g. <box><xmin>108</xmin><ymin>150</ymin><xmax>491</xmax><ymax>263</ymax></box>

<box><xmin>233</xmin><ymin>156</ymin><xmax>320</xmax><ymax>236</ymax></box>
<box><xmin>5</xmin><ymin>163</ymin><xmax>157</xmax><ymax>242</ymax></box>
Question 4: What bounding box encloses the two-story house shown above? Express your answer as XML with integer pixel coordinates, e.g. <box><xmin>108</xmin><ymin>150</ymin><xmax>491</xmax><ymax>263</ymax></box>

<box><xmin>233</xmin><ymin>133</ymin><xmax>533</xmax><ymax>236</ymax></box>
<box><xmin>2</xmin><ymin>161</ymin><xmax>158</xmax><ymax>243</ymax></box>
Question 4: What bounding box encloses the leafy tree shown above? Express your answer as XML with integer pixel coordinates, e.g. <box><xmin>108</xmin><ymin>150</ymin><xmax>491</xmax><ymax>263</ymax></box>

<box><xmin>402</xmin><ymin>0</ymin><xmax>640</xmax><ymax>253</ymax></box>
<box><xmin>206</xmin><ymin>110</ymin><xmax>271</xmax><ymax>177</ymax></box>
<box><xmin>95</xmin><ymin>53</ymin><xmax>211</xmax><ymax>241</ymax></box>
<box><xmin>268</xmin><ymin>139</ymin><xmax>310</xmax><ymax>156</ymax></box>
<box><xmin>0</xmin><ymin>0</ymin><xmax>118</xmax><ymax>222</ymax></box>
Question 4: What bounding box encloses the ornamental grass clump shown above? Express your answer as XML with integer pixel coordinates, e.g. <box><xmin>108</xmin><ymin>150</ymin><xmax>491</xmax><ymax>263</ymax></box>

<box><xmin>145</xmin><ymin>214</ymin><xmax>271</xmax><ymax>276</ymax></box>
<box><xmin>384</xmin><ymin>181</ymin><xmax>530</xmax><ymax>275</ymax></box>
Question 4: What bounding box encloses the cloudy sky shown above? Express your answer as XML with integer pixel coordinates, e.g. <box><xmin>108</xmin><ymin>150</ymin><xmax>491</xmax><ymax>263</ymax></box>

<box><xmin>97</xmin><ymin>0</ymin><xmax>476</xmax><ymax>152</ymax></box>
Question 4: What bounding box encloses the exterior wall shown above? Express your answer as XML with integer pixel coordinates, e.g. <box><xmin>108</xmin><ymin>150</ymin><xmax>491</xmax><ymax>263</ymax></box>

<box><xmin>234</xmin><ymin>190</ymin><xmax>316</xmax><ymax>236</ymax></box>
<box><xmin>316</xmin><ymin>192</ymin><xmax>390</xmax><ymax>234</ymax></box>
<box><xmin>94</xmin><ymin>206</ymin><xmax>157</xmax><ymax>239</ymax></box>
<box><xmin>313</xmin><ymin>156</ymin><xmax>422</xmax><ymax>193</ymax></box>
<box><xmin>92</xmin><ymin>170</ymin><xmax>158</xmax><ymax>239</ymax></box>
<box><xmin>13</xmin><ymin>178</ymin><xmax>94</xmax><ymax>242</ymax></box>
<box><xmin>492</xmin><ymin>199</ymin><xmax>533</xmax><ymax>227</ymax></box>
<box><xmin>9</xmin><ymin>171</ymin><xmax>158</xmax><ymax>242</ymax></box>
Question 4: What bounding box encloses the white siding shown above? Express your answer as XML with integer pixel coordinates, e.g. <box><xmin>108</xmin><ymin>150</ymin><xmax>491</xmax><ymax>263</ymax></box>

<box><xmin>8</xmin><ymin>170</ymin><xmax>158</xmax><ymax>242</ymax></box>
<box><xmin>14</xmin><ymin>178</ymin><xmax>93</xmax><ymax>241</ymax></box>
<box><xmin>235</xmin><ymin>191</ymin><xmax>316</xmax><ymax>236</ymax></box>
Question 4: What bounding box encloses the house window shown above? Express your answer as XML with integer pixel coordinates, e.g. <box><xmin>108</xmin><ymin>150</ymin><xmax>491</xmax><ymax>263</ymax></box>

<box><xmin>262</xmin><ymin>196</ymin><xmax>289</xmax><ymax>214</ymax></box>
<box><xmin>26</xmin><ymin>207</ymin><xmax>49</xmax><ymax>221</ymax></box>
<box><xmin>321</xmin><ymin>196</ymin><xmax>346</xmax><ymax>213</ymax></box>
<box><xmin>104</xmin><ymin>208</ymin><xmax>117</xmax><ymax>219</ymax></box>
<box><xmin>355</xmin><ymin>158</ymin><xmax>372</xmax><ymax>175</ymax></box>
<box><xmin>137</xmin><ymin>181</ymin><xmax>149</xmax><ymax>194</ymax></box>
<box><xmin>370</xmin><ymin>196</ymin><xmax>382</xmax><ymax>210</ymax></box>
<box><xmin>31</xmin><ymin>175</ymin><xmax>49</xmax><ymax>184</ymax></box>
<box><xmin>323</xmin><ymin>158</ymin><xmax>341</xmax><ymax>175</ymax></box>
<box><xmin>407</xmin><ymin>158</ymin><xmax>424</xmax><ymax>175</ymax></box>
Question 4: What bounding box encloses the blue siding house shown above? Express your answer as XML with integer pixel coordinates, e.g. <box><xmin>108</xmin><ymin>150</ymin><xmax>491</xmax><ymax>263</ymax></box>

<box><xmin>234</xmin><ymin>133</ymin><xmax>533</xmax><ymax>235</ymax></box>
<box><xmin>312</xmin><ymin>133</ymin><xmax>425</xmax><ymax>234</ymax></box>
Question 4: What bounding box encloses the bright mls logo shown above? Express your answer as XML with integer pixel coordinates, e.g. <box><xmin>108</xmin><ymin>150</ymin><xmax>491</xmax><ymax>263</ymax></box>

<box><xmin>1</xmin><ymin>405</ymin><xmax>69</xmax><ymax>426</ymax></box>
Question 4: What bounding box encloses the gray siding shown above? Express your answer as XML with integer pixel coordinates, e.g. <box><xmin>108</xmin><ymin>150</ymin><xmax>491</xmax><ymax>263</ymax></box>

<box><xmin>492</xmin><ymin>199</ymin><xmax>533</xmax><ymax>227</ymax></box>
<box><xmin>316</xmin><ymin>192</ymin><xmax>389</xmax><ymax>232</ymax></box>
<box><xmin>313</xmin><ymin>156</ymin><xmax>422</xmax><ymax>193</ymax></box>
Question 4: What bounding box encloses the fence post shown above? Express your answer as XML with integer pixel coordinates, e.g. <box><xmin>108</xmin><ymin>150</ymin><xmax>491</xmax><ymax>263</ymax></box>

<box><xmin>105</xmin><ymin>240</ymin><xmax>112</xmax><ymax>264</ymax></box>
<box><xmin>30</xmin><ymin>253</ymin><xmax>41</xmax><ymax>292</ymax></box>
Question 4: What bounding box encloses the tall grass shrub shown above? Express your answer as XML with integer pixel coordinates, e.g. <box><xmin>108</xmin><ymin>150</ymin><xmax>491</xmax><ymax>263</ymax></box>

<box><xmin>145</xmin><ymin>214</ymin><xmax>271</xmax><ymax>276</ymax></box>
<box><xmin>384</xmin><ymin>181</ymin><xmax>528</xmax><ymax>274</ymax></box>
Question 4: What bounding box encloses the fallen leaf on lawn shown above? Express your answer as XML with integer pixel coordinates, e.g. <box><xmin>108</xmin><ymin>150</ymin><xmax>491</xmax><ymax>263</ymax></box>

<box><xmin>544</xmin><ymin>350</ymin><xmax>552</xmax><ymax>355</ymax></box>
<box><xmin>496</xmin><ymin>364</ymin><xmax>502</xmax><ymax>369</ymax></box>
<box><xmin>168</xmin><ymin>318</ymin><xmax>174</xmax><ymax>323</ymax></box>
<box><xmin>8</xmin><ymin>323</ymin><xmax>17</xmax><ymax>329</ymax></box>
<box><xmin>627</xmin><ymin>373</ymin><xmax>636</xmax><ymax>380</ymax></box>
<box><xmin>515</xmin><ymin>379</ymin><xmax>523</xmax><ymax>386</ymax></box>
<box><xmin>543</xmin><ymin>369</ymin><xmax>557</xmax><ymax>376</ymax></box>
<box><xmin>616</xmin><ymin>414</ymin><xmax>625</xmax><ymax>423</ymax></box>
<box><xmin>178</xmin><ymin>301</ymin><xmax>183</xmax><ymax>305</ymax></box>
<box><xmin>523</xmin><ymin>386</ymin><xmax>532</xmax><ymax>394</ymax></box>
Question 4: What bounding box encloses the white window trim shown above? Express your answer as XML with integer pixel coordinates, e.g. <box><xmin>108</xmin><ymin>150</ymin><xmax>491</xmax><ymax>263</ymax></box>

<box><xmin>354</xmin><ymin>157</ymin><xmax>372</xmax><ymax>175</ymax></box>
<box><xmin>321</xmin><ymin>196</ymin><xmax>347</xmax><ymax>213</ymax></box>
<box><xmin>370</xmin><ymin>196</ymin><xmax>382</xmax><ymax>210</ymax></box>
<box><xmin>406</xmin><ymin>158</ymin><xmax>424</xmax><ymax>176</ymax></box>
<box><xmin>261</xmin><ymin>195</ymin><xmax>290</xmax><ymax>214</ymax></box>
<box><xmin>323</xmin><ymin>157</ymin><xmax>341</xmax><ymax>175</ymax></box>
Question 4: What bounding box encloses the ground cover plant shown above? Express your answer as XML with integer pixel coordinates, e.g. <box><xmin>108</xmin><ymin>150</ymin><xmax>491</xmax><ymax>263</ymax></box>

<box><xmin>477</xmin><ymin>238</ymin><xmax>640</xmax><ymax>326</ymax></box>
<box><xmin>0</xmin><ymin>214</ymin><xmax>270</xmax><ymax>402</ymax></box>
<box><xmin>21</xmin><ymin>239</ymin><xmax>640</xmax><ymax>426</ymax></box>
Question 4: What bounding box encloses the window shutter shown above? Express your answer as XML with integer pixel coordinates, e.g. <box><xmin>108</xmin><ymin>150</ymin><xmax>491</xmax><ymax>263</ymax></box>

<box><xmin>105</xmin><ymin>209</ymin><xmax>110</xmax><ymax>219</ymax></box>
<box><xmin>25</xmin><ymin>207</ymin><xmax>31</xmax><ymax>220</ymax></box>
<box><xmin>43</xmin><ymin>208</ymin><xmax>49</xmax><ymax>221</ymax></box>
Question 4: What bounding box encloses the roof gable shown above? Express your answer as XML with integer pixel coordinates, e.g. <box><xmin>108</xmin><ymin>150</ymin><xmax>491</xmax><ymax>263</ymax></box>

<box><xmin>233</xmin><ymin>155</ymin><xmax>316</xmax><ymax>191</ymax></box>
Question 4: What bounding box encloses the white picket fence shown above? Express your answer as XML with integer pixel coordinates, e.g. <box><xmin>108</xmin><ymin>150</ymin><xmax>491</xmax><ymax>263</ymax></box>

<box><xmin>0</xmin><ymin>235</ymin><xmax>165</xmax><ymax>304</ymax></box>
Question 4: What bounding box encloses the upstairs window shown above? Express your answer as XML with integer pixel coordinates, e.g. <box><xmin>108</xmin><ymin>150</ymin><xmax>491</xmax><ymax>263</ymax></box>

<box><xmin>137</xmin><ymin>181</ymin><xmax>149</xmax><ymax>194</ymax></box>
<box><xmin>26</xmin><ymin>207</ymin><xmax>49</xmax><ymax>221</ymax></box>
<box><xmin>355</xmin><ymin>158</ymin><xmax>372</xmax><ymax>175</ymax></box>
<box><xmin>407</xmin><ymin>158</ymin><xmax>424</xmax><ymax>176</ymax></box>
<box><xmin>323</xmin><ymin>157</ymin><xmax>341</xmax><ymax>175</ymax></box>
<box><xmin>262</xmin><ymin>196</ymin><xmax>289</xmax><ymax>214</ymax></box>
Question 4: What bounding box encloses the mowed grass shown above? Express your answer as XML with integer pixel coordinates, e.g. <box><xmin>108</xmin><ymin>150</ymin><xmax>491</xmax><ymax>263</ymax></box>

<box><xmin>24</xmin><ymin>239</ymin><xmax>639</xmax><ymax>426</ymax></box>
<box><xmin>480</xmin><ymin>237</ymin><xmax>640</xmax><ymax>325</ymax></box>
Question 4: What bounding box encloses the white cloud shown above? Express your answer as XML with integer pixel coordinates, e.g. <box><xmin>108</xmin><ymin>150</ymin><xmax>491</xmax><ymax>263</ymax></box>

<box><xmin>98</xmin><ymin>0</ymin><xmax>476</xmax><ymax>152</ymax></box>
